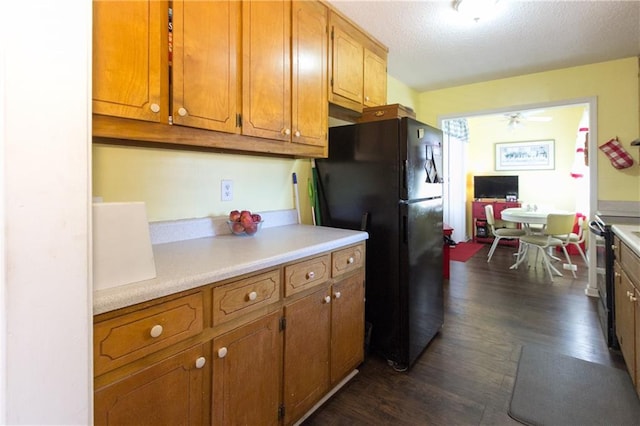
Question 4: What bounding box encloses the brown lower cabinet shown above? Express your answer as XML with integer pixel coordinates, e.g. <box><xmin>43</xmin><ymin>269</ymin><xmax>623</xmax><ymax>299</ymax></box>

<box><xmin>212</xmin><ymin>311</ymin><xmax>282</xmax><ymax>425</ymax></box>
<box><xmin>613</xmin><ymin>234</ymin><xmax>640</xmax><ymax>397</ymax></box>
<box><xmin>283</xmin><ymin>285</ymin><xmax>332</xmax><ymax>424</ymax></box>
<box><xmin>93</xmin><ymin>243</ymin><xmax>366</xmax><ymax>425</ymax></box>
<box><xmin>94</xmin><ymin>344</ymin><xmax>207</xmax><ymax>426</ymax></box>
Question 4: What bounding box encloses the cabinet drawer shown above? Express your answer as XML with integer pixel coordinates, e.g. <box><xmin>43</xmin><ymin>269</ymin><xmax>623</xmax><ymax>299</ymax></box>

<box><xmin>213</xmin><ymin>269</ymin><xmax>280</xmax><ymax>325</ymax></box>
<box><xmin>284</xmin><ymin>254</ymin><xmax>330</xmax><ymax>297</ymax></box>
<box><xmin>472</xmin><ymin>202</ymin><xmax>487</xmax><ymax>219</ymax></box>
<box><xmin>94</xmin><ymin>292</ymin><xmax>204</xmax><ymax>376</ymax></box>
<box><xmin>332</xmin><ymin>244</ymin><xmax>365</xmax><ymax>278</ymax></box>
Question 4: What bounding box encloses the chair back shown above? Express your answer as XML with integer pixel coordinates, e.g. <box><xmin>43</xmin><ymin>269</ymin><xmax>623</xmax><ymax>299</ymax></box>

<box><xmin>484</xmin><ymin>204</ymin><xmax>495</xmax><ymax>227</ymax></box>
<box><xmin>545</xmin><ymin>213</ymin><xmax>576</xmax><ymax>237</ymax></box>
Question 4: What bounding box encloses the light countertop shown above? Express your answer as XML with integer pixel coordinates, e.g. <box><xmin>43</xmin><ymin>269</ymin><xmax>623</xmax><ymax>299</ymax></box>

<box><xmin>93</xmin><ymin>224</ymin><xmax>368</xmax><ymax>315</ymax></box>
<box><xmin>612</xmin><ymin>224</ymin><xmax>640</xmax><ymax>258</ymax></box>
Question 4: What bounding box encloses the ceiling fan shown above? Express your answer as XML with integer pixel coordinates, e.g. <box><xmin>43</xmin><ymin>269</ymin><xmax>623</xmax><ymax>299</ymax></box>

<box><xmin>504</xmin><ymin>111</ymin><xmax>552</xmax><ymax>128</ymax></box>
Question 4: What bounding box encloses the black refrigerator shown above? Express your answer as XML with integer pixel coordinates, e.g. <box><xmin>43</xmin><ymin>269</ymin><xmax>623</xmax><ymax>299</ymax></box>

<box><xmin>316</xmin><ymin>117</ymin><xmax>444</xmax><ymax>370</ymax></box>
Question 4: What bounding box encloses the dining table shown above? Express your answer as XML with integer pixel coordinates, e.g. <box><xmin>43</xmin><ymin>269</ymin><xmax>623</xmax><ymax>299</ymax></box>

<box><xmin>500</xmin><ymin>207</ymin><xmax>572</xmax><ymax>231</ymax></box>
<box><xmin>500</xmin><ymin>207</ymin><xmax>574</xmax><ymax>271</ymax></box>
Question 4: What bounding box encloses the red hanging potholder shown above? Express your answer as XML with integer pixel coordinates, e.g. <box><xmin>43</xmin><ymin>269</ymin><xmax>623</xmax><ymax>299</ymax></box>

<box><xmin>599</xmin><ymin>138</ymin><xmax>634</xmax><ymax>169</ymax></box>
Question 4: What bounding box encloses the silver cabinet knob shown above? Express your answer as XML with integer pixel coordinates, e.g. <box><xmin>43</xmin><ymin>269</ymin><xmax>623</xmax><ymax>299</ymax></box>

<box><xmin>150</xmin><ymin>103</ymin><xmax>160</xmax><ymax>113</ymax></box>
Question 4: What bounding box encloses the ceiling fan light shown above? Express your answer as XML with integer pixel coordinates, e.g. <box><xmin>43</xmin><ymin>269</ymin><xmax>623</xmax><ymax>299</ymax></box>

<box><xmin>454</xmin><ymin>0</ymin><xmax>500</xmax><ymax>22</ymax></box>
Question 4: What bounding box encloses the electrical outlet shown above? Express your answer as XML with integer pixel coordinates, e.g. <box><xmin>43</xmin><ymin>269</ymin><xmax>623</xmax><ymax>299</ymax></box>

<box><xmin>221</xmin><ymin>180</ymin><xmax>233</xmax><ymax>201</ymax></box>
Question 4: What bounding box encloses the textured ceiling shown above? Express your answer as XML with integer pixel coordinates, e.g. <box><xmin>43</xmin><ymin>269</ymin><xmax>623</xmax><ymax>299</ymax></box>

<box><xmin>327</xmin><ymin>0</ymin><xmax>640</xmax><ymax>92</ymax></box>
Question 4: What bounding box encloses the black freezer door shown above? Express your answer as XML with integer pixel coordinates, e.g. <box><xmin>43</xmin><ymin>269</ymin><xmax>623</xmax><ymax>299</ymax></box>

<box><xmin>401</xmin><ymin>118</ymin><xmax>443</xmax><ymax>201</ymax></box>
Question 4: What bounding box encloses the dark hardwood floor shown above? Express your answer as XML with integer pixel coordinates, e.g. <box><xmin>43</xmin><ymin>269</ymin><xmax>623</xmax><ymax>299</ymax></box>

<box><xmin>302</xmin><ymin>242</ymin><xmax>626</xmax><ymax>425</ymax></box>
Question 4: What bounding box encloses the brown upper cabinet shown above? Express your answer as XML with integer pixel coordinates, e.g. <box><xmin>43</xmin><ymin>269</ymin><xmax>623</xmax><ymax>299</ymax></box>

<box><xmin>92</xmin><ymin>0</ymin><xmax>169</xmax><ymax>123</ymax></box>
<box><xmin>328</xmin><ymin>10</ymin><xmax>388</xmax><ymax>113</ymax></box>
<box><xmin>242</xmin><ymin>0</ymin><xmax>328</xmax><ymax>149</ymax></box>
<box><xmin>92</xmin><ymin>0</ymin><xmax>384</xmax><ymax>158</ymax></box>
<box><xmin>171</xmin><ymin>0</ymin><xmax>241</xmax><ymax>134</ymax></box>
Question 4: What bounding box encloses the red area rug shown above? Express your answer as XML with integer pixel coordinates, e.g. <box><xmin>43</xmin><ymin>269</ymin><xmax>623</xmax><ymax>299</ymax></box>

<box><xmin>449</xmin><ymin>242</ymin><xmax>485</xmax><ymax>262</ymax></box>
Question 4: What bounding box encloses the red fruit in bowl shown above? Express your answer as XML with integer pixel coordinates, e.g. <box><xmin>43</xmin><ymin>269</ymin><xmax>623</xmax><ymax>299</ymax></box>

<box><xmin>229</xmin><ymin>210</ymin><xmax>241</xmax><ymax>222</ymax></box>
<box><xmin>240</xmin><ymin>210</ymin><xmax>252</xmax><ymax>219</ymax></box>
<box><xmin>231</xmin><ymin>222</ymin><xmax>245</xmax><ymax>234</ymax></box>
<box><xmin>244</xmin><ymin>223</ymin><xmax>258</xmax><ymax>235</ymax></box>
<box><xmin>241</xmin><ymin>215</ymin><xmax>254</xmax><ymax>227</ymax></box>
<box><xmin>251</xmin><ymin>214</ymin><xmax>262</xmax><ymax>223</ymax></box>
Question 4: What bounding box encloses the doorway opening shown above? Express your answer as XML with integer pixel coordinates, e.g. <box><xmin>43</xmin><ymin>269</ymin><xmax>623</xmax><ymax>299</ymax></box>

<box><xmin>438</xmin><ymin>97</ymin><xmax>598</xmax><ymax>294</ymax></box>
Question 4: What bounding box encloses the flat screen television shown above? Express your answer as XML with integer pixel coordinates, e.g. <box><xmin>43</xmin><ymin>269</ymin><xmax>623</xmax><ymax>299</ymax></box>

<box><xmin>473</xmin><ymin>175</ymin><xmax>518</xmax><ymax>200</ymax></box>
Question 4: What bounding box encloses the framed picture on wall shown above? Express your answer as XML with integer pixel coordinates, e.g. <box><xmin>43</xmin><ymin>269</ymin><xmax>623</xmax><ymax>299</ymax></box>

<box><xmin>495</xmin><ymin>140</ymin><xmax>555</xmax><ymax>171</ymax></box>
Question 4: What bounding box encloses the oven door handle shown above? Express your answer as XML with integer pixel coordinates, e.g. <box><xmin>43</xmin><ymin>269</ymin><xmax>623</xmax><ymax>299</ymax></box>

<box><xmin>588</xmin><ymin>220</ymin><xmax>606</xmax><ymax>237</ymax></box>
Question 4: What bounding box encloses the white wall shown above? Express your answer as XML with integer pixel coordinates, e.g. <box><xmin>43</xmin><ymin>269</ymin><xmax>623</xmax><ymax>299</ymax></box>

<box><xmin>2</xmin><ymin>1</ymin><xmax>92</xmax><ymax>423</ymax></box>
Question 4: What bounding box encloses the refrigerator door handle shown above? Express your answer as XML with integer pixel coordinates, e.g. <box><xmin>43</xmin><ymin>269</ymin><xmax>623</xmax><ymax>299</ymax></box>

<box><xmin>402</xmin><ymin>160</ymin><xmax>408</xmax><ymax>193</ymax></box>
<box><xmin>402</xmin><ymin>215</ymin><xmax>408</xmax><ymax>243</ymax></box>
<box><xmin>360</xmin><ymin>212</ymin><xmax>370</xmax><ymax>232</ymax></box>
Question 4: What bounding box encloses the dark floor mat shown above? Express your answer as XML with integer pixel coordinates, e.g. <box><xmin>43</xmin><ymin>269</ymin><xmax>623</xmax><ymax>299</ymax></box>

<box><xmin>509</xmin><ymin>345</ymin><xmax>640</xmax><ymax>425</ymax></box>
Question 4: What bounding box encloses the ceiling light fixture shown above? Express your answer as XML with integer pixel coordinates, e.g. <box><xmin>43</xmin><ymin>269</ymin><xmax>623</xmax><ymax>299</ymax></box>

<box><xmin>454</xmin><ymin>0</ymin><xmax>500</xmax><ymax>22</ymax></box>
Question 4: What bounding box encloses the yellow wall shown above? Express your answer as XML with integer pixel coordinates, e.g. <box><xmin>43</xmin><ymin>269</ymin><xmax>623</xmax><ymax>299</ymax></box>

<box><xmin>93</xmin><ymin>145</ymin><xmax>313</xmax><ymax>222</ymax></box>
<box><xmin>387</xmin><ymin>75</ymin><xmax>419</xmax><ymax>111</ymax></box>
<box><xmin>416</xmin><ymin>57</ymin><xmax>640</xmax><ymax>202</ymax></box>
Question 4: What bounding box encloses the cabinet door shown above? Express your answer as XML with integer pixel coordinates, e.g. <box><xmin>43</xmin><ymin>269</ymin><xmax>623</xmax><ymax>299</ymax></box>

<box><xmin>212</xmin><ymin>311</ymin><xmax>282</xmax><ymax>426</ymax></box>
<box><xmin>94</xmin><ymin>344</ymin><xmax>206</xmax><ymax>426</ymax></box>
<box><xmin>363</xmin><ymin>48</ymin><xmax>387</xmax><ymax>107</ymax></box>
<box><xmin>242</xmin><ymin>0</ymin><xmax>291</xmax><ymax>141</ymax></box>
<box><xmin>283</xmin><ymin>286</ymin><xmax>331</xmax><ymax>424</ymax></box>
<box><xmin>93</xmin><ymin>0</ymin><xmax>168</xmax><ymax>122</ymax></box>
<box><xmin>172</xmin><ymin>0</ymin><xmax>240</xmax><ymax>133</ymax></box>
<box><xmin>615</xmin><ymin>264</ymin><xmax>636</xmax><ymax>382</ymax></box>
<box><xmin>331</xmin><ymin>271</ymin><xmax>365</xmax><ymax>384</ymax></box>
<box><xmin>330</xmin><ymin>22</ymin><xmax>363</xmax><ymax>106</ymax></box>
<box><xmin>291</xmin><ymin>0</ymin><xmax>328</xmax><ymax>148</ymax></box>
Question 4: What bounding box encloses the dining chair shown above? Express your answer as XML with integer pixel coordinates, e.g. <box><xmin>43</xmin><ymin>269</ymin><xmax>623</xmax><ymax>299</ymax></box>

<box><xmin>517</xmin><ymin>213</ymin><xmax>576</xmax><ymax>281</ymax></box>
<box><xmin>485</xmin><ymin>204</ymin><xmax>526</xmax><ymax>262</ymax></box>
<box><xmin>553</xmin><ymin>216</ymin><xmax>588</xmax><ymax>266</ymax></box>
